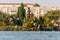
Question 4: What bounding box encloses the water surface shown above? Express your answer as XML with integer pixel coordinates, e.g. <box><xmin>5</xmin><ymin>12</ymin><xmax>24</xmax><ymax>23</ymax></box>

<box><xmin>0</xmin><ymin>31</ymin><xmax>60</xmax><ymax>40</ymax></box>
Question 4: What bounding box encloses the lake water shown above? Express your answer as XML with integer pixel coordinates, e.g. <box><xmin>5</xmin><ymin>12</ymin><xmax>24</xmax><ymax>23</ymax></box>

<box><xmin>0</xmin><ymin>31</ymin><xmax>60</xmax><ymax>40</ymax></box>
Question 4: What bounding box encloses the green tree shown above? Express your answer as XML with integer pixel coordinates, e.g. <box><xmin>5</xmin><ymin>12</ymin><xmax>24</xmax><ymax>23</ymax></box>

<box><xmin>27</xmin><ymin>7</ymin><xmax>30</xmax><ymax>18</ymax></box>
<box><xmin>17</xmin><ymin>3</ymin><xmax>25</xmax><ymax>19</ymax></box>
<box><xmin>33</xmin><ymin>3</ymin><xmax>40</xmax><ymax>7</ymax></box>
<box><xmin>17</xmin><ymin>3</ymin><xmax>26</xmax><ymax>25</ymax></box>
<box><xmin>10</xmin><ymin>14</ymin><xmax>17</xmax><ymax>18</ymax></box>
<box><xmin>0</xmin><ymin>12</ymin><xmax>5</xmax><ymax>18</ymax></box>
<box><xmin>46</xmin><ymin>10</ymin><xmax>60</xmax><ymax>20</ymax></box>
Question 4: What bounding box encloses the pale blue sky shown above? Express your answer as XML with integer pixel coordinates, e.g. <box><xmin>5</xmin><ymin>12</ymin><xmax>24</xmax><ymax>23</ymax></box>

<box><xmin>0</xmin><ymin>0</ymin><xmax>60</xmax><ymax>7</ymax></box>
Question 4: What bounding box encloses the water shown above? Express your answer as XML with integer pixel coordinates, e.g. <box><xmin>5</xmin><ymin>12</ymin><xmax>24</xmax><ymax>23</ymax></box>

<box><xmin>0</xmin><ymin>31</ymin><xmax>60</xmax><ymax>40</ymax></box>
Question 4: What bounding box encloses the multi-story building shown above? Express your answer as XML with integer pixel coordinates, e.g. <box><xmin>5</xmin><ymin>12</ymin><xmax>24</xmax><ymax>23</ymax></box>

<box><xmin>0</xmin><ymin>3</ymin><xmax>33</xmax><ymax>15</ymax></box>
<box><xmin>0</xmin><ymin>3</ymin><xmax>60</xmax><ymax>18</ymax></box>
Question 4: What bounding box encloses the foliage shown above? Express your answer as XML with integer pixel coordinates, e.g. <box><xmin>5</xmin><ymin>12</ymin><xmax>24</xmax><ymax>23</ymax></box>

<box><xmin>17</xmin><ymin>3</ymin><xmax>26</xmax><ymax>25</ymax></box>
<box><xmin>33</xmin><ymin>3</ymin><xmax>40</xmax><ymax>7</ymax></box>
<box><xmin>10</xmin><ymin>14</ymin><xmax>18</xmax><ymax>18</ymax></box>
<box><xmin>0</xmin><ymin>12</ymin><xmax>5</xmax><ymax>18</ymax></box>
<box><xmin>17</xmin><ymin>3</ymin><xmax>25</xmax><ymax>19</ymax></box>
<box><xmin>0</xmin><ymin>3</ymin><xmax>60</xmax><ymax>31</ymax></box>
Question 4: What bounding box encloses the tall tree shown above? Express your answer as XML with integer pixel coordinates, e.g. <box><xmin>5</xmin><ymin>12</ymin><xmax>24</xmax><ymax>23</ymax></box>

<box><xmin>17</xmin><ymin>3</ymin><xmax>26</xmax><ymax>24</ymax></box>
<box><xmin>27</xmin><ymin>7</ymin><xmax>31</xmax><ymax>18</ymax></box>
<box><xmin>17</xmin><ymin>3</ymin><xmax>25</xmax><ymax>20</ymax></box>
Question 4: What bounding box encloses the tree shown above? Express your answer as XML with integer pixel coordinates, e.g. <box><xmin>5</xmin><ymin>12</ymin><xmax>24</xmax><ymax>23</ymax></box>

<box><xmin>38</xmin><ymin>16</ymin><xmax>45</xmax><ymax>31</ymax></box>
<box><xmin>0</xmin><ymin>12</ymin><xmax>5</xmax><ymax>18</ymax></box>
<box><xmin>42</xmin><ymin>10</ymin><xmax>60</xmax><ymax>31</ymax></box>
<box><xmin>46</xmin><ymin>10</ymin><xmax>60</xmax><ymax>20</ymax></box>
<box><xmin>33</xmin><ymin>3</ymin><xmax>40</xmax><ymax>7</ymax></box>
<box><xmin>17</xmin><ymin>3</ymin><xmax>25</xmax><ymax>19</ymax></box>
<box><xmin>27</xmin><ymin>7</ymin><xmax>31</xmax><ymax>18</ymax></box>
<box><xmin>0</xmin><ymin>18</ymin><xmax>6</xmax><ymax>31</ymax></box>
<box><xmin>17</xmin><ymin>3</ymin><xmax>26</xmax><ymax>24</ymax></box>
<box><xmin>10</xmin><ymin>14</ymin><xmax>17</xmax><ymax>18</ymax></box>
<box><xmin>30</xmin><ymin>13</ymin><xmax>34</xmax><ymax>18</ymax></box>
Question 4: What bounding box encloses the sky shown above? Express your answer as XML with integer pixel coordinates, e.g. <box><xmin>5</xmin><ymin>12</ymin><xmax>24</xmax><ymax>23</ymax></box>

<box><xmin>0</xmin><ymin>0</ymin><xmax>60</xmax><ymax>7</ymax></box>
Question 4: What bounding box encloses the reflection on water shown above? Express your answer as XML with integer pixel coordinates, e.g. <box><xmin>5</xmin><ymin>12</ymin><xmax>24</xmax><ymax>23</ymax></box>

<box><xmin>0</xmin><ymin>31</ymin><xmax>60</xmax><ymax>40</ymax></box>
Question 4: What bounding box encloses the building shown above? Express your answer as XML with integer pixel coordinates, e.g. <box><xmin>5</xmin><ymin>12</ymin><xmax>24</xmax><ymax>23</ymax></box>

<box><xmin>0</xmin><ymin>3</ymin><xmax>60</xmax><ymax>18</ymax></box>
<box><xmin>0</xmin><ymin>3</ymin><xmax>33</xmax><ymax>15</ymax></box>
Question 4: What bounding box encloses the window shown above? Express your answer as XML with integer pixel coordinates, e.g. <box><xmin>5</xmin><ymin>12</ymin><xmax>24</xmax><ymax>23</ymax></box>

<box><xmin>11</xmin><ymin>11</ymin><xmax>16</xmax><ymax>12</ymax></box>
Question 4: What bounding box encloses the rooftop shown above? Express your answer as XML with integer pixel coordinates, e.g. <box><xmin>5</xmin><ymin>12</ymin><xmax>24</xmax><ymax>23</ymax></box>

<box><xmin>0</xmin><ymin>3</ymin><xmax>33</xmax><ymax>5</ymax></box>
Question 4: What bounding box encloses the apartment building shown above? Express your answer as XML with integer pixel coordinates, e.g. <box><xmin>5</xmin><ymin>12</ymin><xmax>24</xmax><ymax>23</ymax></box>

<box><xmin>0</xmin><ymin>3</ymin><xmax>59</xmax><ymax>18</ymax></box>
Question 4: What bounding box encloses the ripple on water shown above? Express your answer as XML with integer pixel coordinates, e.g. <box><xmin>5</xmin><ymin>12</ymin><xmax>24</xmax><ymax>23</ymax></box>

<box><xmin>0</xmin><ymin>31</ymin><xmax>59</xmax><ymax>40</ymax></box>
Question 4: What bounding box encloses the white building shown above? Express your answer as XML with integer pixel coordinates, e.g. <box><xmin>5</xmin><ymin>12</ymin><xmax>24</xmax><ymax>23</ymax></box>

<box><xmin>0</xmin><ymin>3</ymin><xmax>59</xmax><ymax>18</ymax></box>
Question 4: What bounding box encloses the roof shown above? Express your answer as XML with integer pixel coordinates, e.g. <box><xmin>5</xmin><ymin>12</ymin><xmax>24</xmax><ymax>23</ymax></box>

<box><xmin>0</xmin><ymin>3</ymin><xmax>33</xmax><ymax>5</ymax></box>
